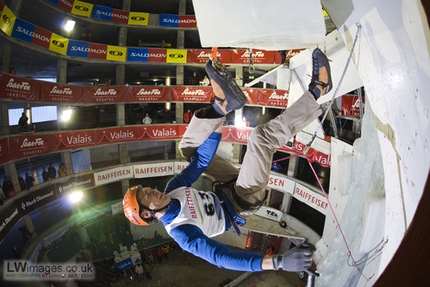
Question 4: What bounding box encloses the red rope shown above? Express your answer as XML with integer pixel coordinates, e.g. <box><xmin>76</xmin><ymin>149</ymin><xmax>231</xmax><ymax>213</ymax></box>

<box><xmin>305</xmin><ymin>156</ymin><xmax>369</xmax><ymax>281</ymax></box>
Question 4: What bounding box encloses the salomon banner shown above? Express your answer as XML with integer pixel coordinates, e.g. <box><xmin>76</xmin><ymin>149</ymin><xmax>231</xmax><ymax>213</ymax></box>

<box><xmin>106</xmin><ymin>45</ymin><xmax>127</xmax><ymax>62</ymax></box>
<box><xmin>40</xmin><ymin>81</ymin><xmax>83</xmax><ymax>103</ymax></box>
<box><xmin>0</xmin><ymin>73</ymin><xmax>41</xmax><ymax>101</ymax></box>
<box><xmin>127</xmin><ymin>86</ymin><xmax>170</xmax><ymax>102</ymax></box>
<box><xmin>171</xmin><ymin>86</ymin><xmax>213</xmax><ymax>103</ymax></box>
<box><xmin>128</xmin><ymin>12</ymin><xmax>149</xmax><ymax>26</ymax></box>
<box><xmin>12</xmin><ymin>19</ymin><xmax>52</xmax><ymax>49</ymax></box>
<box><xmin>8</xmin><ymin>134</ymin><xmax>53</xmax><ymax>160</ymax></box>
<box><xmin>53</xmin><ymin>130</ymin><xmax>96</xmax><ymax>151</ymax></box>
<box><xmin>159</xmin><ymin>14</ymin><xmax>197</xmax><ymax>28</ymax></box>
<box><xmin>49</xmin><ymin>33</ymin><xmax>69</xmax><ymax>55</ymax></box>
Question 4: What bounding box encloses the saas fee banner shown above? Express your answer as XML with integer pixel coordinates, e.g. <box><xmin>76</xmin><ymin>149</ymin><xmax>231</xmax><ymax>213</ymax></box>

<box><xmin>127</xmin><ymin>86</ymin><xmax>170</xmax><ymax>102</ymax></box>
<box><xmin>54</xmin><ymin>130</ymin><xmax>96</xmax><ymax>151</ymax></box>
<box><xmin>0</xmin><ymin>137</ymin><xmax>10</xmax><ymax>165</ymax></box>
<box><xmin>82</xmin><ymin>86</ymin><xmax>128</xmax><ymax>103</ymax></box>
<box><xmin>230</xmin><ymin>49</ymin><xmax>276</xmax><ymax>64</ymax></box>
<box><xmin>40</xmin><ymin>81</ymin><xmax>83</xmax><ymax>103</ymax></box>
<box><xmin>12</xmin><ymin>19</ymin><xmax>52</xmax><ymax>49</ymax></box>
<box><xmin>258</xmin><ymin>89</ymin><xmax>288</xmax><ymax>108</ymax></box>
<box><xmin>9</xmin><ymin>134</ymin><xmax>53</xmax><ymax>160</ymax></box>
<box><xmin>171</xmin><ymin>86</ymin><xmax>213</xmax><ymax>103</ymax></box>
<box><xmin>0</xmin><ymin>73</ymin><xmax>40</xmax><ymax>101</ymax></box>
<box><xmin>138</xmin><ymin>125</ymin><xmax>182</xmax><ymax>141</ymax></box>
<box><xmin>187</xmin><ymin>49</ymin><xmax>231</xmax><ymax>64</ymax></box>
<box><xmin>95</xmin><ymin>126</ymin><xmax>139</xmax><ymax>145</ymax></box>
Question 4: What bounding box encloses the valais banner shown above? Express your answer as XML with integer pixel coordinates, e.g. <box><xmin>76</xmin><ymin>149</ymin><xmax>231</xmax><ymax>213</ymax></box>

<box><xmin>54</xmin><ymin>130</ymin><xmax>96</xmax><ymax>151</ymax></box>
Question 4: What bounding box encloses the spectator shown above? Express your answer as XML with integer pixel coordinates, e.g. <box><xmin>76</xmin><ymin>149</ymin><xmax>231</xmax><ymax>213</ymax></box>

<box><xmin>42</xmin><ymin>167</ymin><xmax>49</xmax><ymax>182</ymax></box>
<box><xmin>18</xmin><ymin>113</ymin><xmax>28</xmax><ymax>132</ymax></box>
<box><xmin>9</xmin><ymin>63</ymin><xmax>15</xmax><ymax>75</ymax></box>
<box><xmin>48</xmin><ymin>163</ymin><xmax>56</xmax><ymax>180</ymax></box>
<box><xmin>143</xmin><ymin>262</ymin><xmax>152</xmax><ymax>280</ymax></box>
<box><xmin>18</xmin><ymin>175</ymin><xmax>26</xmax><ymax>191</ymax></box>
<box><xmin>25</xmin><ymin>173</ymin><xmax>35</xmax><ymax>190</ymax></box>
<box><xmin>188</xmin><ymin>71</ymin><xmax>199</xmax><ymax>85</ymax></box>
<box><xmin>183</xmin><ymin>109</ymin><xmax>193</xmax><ymax>124</ymax></box>
<box><xmin>142</xmin><ymin>113</ymin><xmax>152</xmax><ymax>124</ymax></box>
<box><xmin>13</xmin><ymin>247</ymin><xmax>22</xmax><ymax>259</ymax></box>
<box><xmin>162</xmin><ymin>243</ymin><xmax>170</xmax><ymax>259</ymax></box>
<box><xmin>271</xmin><ymin>162</ymin><xmax>282</xmax><ymax>172</ymax></box>
<box><xmin>134</xmin><ymin>262</ymin><xmax>145</xmax><ymax>282</ymax></box>
<box><xmin>2</xmin><ymin>176</ymin><xmax>15</xmax><ymax>198</ymax></box>
<box><xmin>201</xmin><ymin>75</ymin><xmax>210</xmax><ymax>86</ymax></box>
<box><xmin>242</xmin><ymin>116</ymin><xmax>250</xmax><ymax>127</ymax></box>
<box><xmin>0</xmin><ymin>191</ymin><xmax>6</xmax><ymax>206</ymax></box>
<box><xmin>58</xmin><ymin>164</ymin><xmax>67</xmax><ymax>177</ymax></box>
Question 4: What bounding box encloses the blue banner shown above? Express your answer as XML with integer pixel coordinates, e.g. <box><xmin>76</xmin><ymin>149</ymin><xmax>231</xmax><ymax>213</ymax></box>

<box><xmin>159</xmin><ymin>14</ymin><xmax>179</xmax><ymax>27</ymax></box>
<box><xmin>92</xmin><ymin>5</ymin><xmax>114</xmax><ymax>21</ymax></box>
<box><xmin>11</xmin><ymin>18</ymin><xmax>35</xmax><ymax>43</ymax></box>
<box><xmin>127</xmin><ymin>47</ymin><xmax>149</xmax><ymax>62</ymax></box>
<box><xmin>67</xmin><ymin>40</ymin><xmax>90</xmax><ymax>58</ymax></box>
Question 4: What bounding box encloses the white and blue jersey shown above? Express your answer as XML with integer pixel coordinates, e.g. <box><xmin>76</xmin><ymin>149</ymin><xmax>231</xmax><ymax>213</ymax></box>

<box><xmin>158</xmin><ymin>132</ymin><xmax>264</xmax><ymax>272</ymax></box>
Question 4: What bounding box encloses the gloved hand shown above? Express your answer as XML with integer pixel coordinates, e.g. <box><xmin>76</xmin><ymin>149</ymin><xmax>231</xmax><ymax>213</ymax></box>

<box><xmin>272</xmin><ymin>242</ymin><xmax>315</xmax><ymax>272</ymax></box>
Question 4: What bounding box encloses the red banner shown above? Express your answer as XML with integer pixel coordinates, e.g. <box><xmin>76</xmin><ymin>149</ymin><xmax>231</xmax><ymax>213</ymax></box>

<box><xmin>147</xmin><ymin>48</ymin><xmax>167</xmax><ymax>62</ymax></box>
<box><xmin>258</xmin><ymin>89</ymin><xmax>288</xmax><ymax>108</ymax></box>
<box><xmin>87</xmin><ymin>43</ymin><xmax>108</xmax><ymax>59</ymax></box>
<box><xmin>187</xmin><ymin>49</ymin><xmax>231</xmax><ymax>64</ymax></box>
<box><xmin>242</xmin><ymin>88</ymin><xmax>259</xmax><ymax>105</ymax></box>
<box><xmin>341</xmin><ymin>95</ymin><xmax>365</xmax><ymax>118</ymax></box>
<box><xmin>40</xmin><ymin>81</ymin><xmax>83</xmax><ymax>103</ymax></box>
<box><xmin>178</xmin><ymin>15</ymin><xmax>197</xmax><ymax>28</ymax></box>
<box><xmin>127</xmin><ymin>86</ymin><xmax>170</xmax><ymax>102</ymax></box>
<box><xmin>230</xmin><ymin>49</ymin><xmax>275</xmax><ymax>64</ymax></box>
<box><xmin>96</xmin><ymin>126</ymin><xmax>139</xmax><ymax>145</ymax></box>
<box><xmin>32</xmin><ymin>26</ymin><xmax>52</xmax><ymax>49</ymax></box>
<box><xmin>171</xmin><ymin>86</ymin><xmax>213</xmax><ymax>103</ymax></box>
<box><xmin>82</xmin><ymin>85</ymin><xmax>129</xmax><ymax>103</ymax></box>
<box><xmin>221</xmin><ymin>127</ymin><xmax>253</xmax><ymax>145</ymax></box>
<box><xmin>279</xmin><ymin>140</ymin><xmax>331</xmax><ymax>168</ymax></box>
<box><xmin>111</xmin><ymin>9</ymin><xmax>129</xmax><ymax>24</ymax></box>
<box><xmin>0</xmin><ymin>73</ymin><xmax>40</xmax><ymax>101</ymax></box>
<box><xmin>56</xmin><ymin>0</ymin><xmax>73</xmax><ymax>12</ymax></box>
<box><xmin>9</xmin><ymin>134</ymin><xmax>53</xmax><ymax>160</ymax></box>
<box><xmin>54</xmin><ymin>130</ymin><xmax>96</xmax><ymax>151</ymax></box>
<box><xmin>137</xmin><ymin>125</ymin><xmax>181</xmax><ymax>140</ymax></box>
<box><xmin>0</xmin><ymin>137</ymin><xmax>10</xmax><ymax>165</ymax></box>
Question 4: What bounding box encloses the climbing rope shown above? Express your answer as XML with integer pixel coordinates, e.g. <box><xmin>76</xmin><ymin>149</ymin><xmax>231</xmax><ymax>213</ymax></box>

<box><xmin>304</xmin><ymin>23</ymin><xmax>362</xmax><ymax>155</ymax></box>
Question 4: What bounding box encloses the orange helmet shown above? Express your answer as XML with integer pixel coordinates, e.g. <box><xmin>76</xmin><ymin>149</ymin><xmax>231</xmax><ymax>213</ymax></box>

<box><xmin>123</xmin><ymin>185</ymin><xmax>148</xmax><ymax>226</ymax></box>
